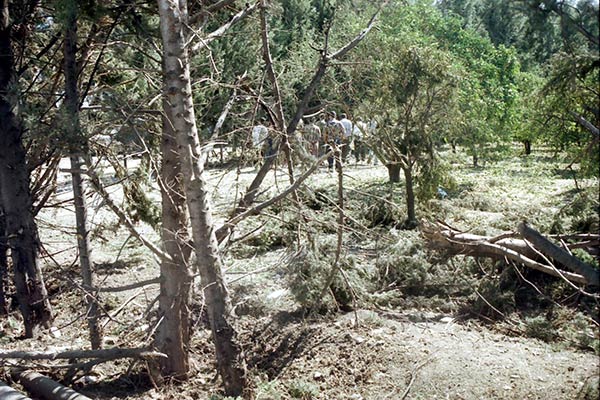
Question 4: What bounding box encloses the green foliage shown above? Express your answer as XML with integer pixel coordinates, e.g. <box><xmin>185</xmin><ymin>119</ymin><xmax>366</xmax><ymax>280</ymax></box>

<box><xmin>374</xmin><ymin>233</ymin><xmax>473</xmax><ymax>311</ymax></box>
<box><xmin>285</xmin><ymin>236</ymin><xmax>368</xmax><ymax>312</ymax></box>
<box><xmin>534</xmin><ymin>51</ymin><xmax>599</xmax><ymax>177</ymax></box>
<box><xmin>122</xmin><ymin>165</ymin><xmax>160</xmax><ymax>229</ymax></box>
<box><xmin>469</xmin><ymin>268</ymin><xmax>518</xmax><ymax>319</ymax></box>
<box><xmin>287</xmin><ymin>380</ymin><xmax>319</xmax><ymax>399</ymax></box>
<box><xmin>551</xmin><ymin>187</ymin><xmax>600</xmax><ymax>234</ymax></box>
<box><xmin>360</xmin><ymin>198</ymin><xmax>403</xmax><ymax>228</ymax></box>
<box><xmin>554</xmin><ymin>308</ymin><xmax>600</xmax><ymax>353</ymax></box>
<box><xmin>523</xmin><ymin>315</ymin><xmax>558</xmax><ymax>341</ymax></box>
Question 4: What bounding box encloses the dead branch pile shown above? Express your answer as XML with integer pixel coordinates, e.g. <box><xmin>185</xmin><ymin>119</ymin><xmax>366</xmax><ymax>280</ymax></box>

<box><xmin>422</xmin><ymin>221</ymin><xmax>599</xmax><ymax>287</ymax></box>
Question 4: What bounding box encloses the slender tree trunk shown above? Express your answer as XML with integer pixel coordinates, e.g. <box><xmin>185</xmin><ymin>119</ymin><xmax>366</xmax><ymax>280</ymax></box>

<box><xmin>0</xmin><ymin>206</ymin><xmax>8</xmax><ymax>315</ymax></box>
<box><xmin>0</xmin><ymin>0</ymin><xmax>52</xmax><ymax>337</ymax></box>
<box><xmin>523</xmin><ymin>140</ymin><xmax>531</xmax><ymax>155</ymax></box>
<box><xmin>403</xmin><ymin>166</ymin><xmax>417</xmax><ymax>229</ymax></box>
<box><xmin>155</xmin><ymin>100</ymin><xmax>193</xmax><ymax>379</ymax></box>
<box><xmin>387</xmin><ymin>163</ymin><xmax>401</xmax><ymax>183</ymax></box>
<box><xmin>63</xmin><ymin>0</ymin><xmax>101</xmax><ymax>349</ymax></box>
<box><xmin>157</xmin><ymin>1</ymin><xmax>245</xmax><ymax>395</ymax></box>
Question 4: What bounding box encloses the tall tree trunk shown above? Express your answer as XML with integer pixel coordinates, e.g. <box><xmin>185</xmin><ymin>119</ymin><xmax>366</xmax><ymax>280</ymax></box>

<box><xmin>0</xmin><ymin>0</ymin><xmax>52</xmax><ymax>337</ymax></box>
<box><xmin>157</xmin><ymin>1</ymin><xmax>245</xmax><ymax>395</ymax></box>
<box><xmin>387</xmin><ymin>163</ymin><xmax>401</xmax><ymax>183</ymax></box>
<box><xmin>155</xmin><ymin>100</ymin><xmax>192</xmax><ymax>379</ymax></box>
<box><xmin>403</xmin><ymin>166</ymin><xmax>417</xmax><ymax>229</ymax></box>
<box><xmin>523</xmin><ymin>140</ymin><xmax>531</xmax><ymax>155</ymax></box>
<box><xmin>63</xmin><ymin>0</ymin><xmax>101</xmax><ymax>349</ymax></box>
<box><xmin>0</xmin><ymin>206</ymin><xmax>8</xmax><ymax>315</ymax></box>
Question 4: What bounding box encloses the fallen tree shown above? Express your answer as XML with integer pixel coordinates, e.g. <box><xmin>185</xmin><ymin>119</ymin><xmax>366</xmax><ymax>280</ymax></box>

<box><xmin>0</xmin><ymin>347</ymin><xmax>165</xmax><ymax>362</ymax></box>
<box><xmin>0</xmin><ymin>380</ymin><xmax>32</xmax><ymax>400</ymax></box>
<box><xmin>422</xmin><ymin>221</ymin><xmax>599</xmax><ymax>287</ymax></box>
<box><xmin>16</xmin><ymin>371</ymin><xmax>91</xmax><ymax>400</ymax></box>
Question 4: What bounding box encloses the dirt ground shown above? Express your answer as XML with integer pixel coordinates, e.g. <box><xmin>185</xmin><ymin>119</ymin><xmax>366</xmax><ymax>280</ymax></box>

<box><xmin>70</xmin><ymin>308</ymin><xmax>598</xmax><ymax>399</ymax></box>
<box><xmin>1</xmin><ymin>155</ymin><xmax>599</xmax><ymax>399</ymax></box>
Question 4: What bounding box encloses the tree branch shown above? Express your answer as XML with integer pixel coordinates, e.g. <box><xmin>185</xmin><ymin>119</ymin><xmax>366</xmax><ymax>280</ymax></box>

<box><xmin>518</xmin><ymin>222</ymin><xmax>599</xmax><ymax>286</ymax></box>
<box><xmin>0</xmin><ymin>347</ymin><xmax>166</xmax><ymax>361</ymax></box>
<box><xmin>190</xmin><ymin>1</ymin><xmax>259</xmax><ymax>54</ymax></box>
<box><xmin>82</xmin><ymin>156</ymin><xmax>172</xmax><ymax>262</ymax></box>
<box><xmin>570</xmin><ymin>111</ymin><xmax>600</xmax><ymax>137</ymax></box>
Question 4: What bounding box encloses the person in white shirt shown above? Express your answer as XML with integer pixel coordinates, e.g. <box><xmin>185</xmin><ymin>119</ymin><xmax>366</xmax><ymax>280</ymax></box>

<box><xmin>252</xmin><ymin>124</ymin><xmax>268</xmax><ymax>149</ymax></box>
<box><xmin>339</xmin><ymin>113</ymin><xmax>354</xmax><ymax>163</ymax></box>
<box><xmin>324</xmin><ymin>111</ymin><xmax>344</xmax><ymax>172</ymax></box>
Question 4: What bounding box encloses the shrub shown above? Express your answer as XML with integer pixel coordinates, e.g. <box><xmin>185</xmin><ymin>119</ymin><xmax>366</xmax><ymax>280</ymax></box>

<box><xmin>287</xmin><ymin>380</ymin><xmax>319</xmax><ymax>399</ymax></box>
<box><xmin>523</xmin><ymin>315</ymin><xmax>558</xmax><ymax>342</ymax></box>
<box><xmin>285</xmin><ymin>236</ymin><xmax>368</xmax><ymax>312</ymax></box>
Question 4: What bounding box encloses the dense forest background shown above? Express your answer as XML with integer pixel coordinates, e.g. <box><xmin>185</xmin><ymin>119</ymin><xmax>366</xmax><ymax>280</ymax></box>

<box><xmin>0</xmin><ymin>0</ymin><xmax>598</xmax><ymax>399</ymax></box>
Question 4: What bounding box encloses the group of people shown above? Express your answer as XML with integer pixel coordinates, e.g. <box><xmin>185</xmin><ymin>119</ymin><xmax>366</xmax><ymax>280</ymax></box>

<box><xmin>249</xmin><ymin>111</ymin><xmax>377</xmax><ymax>172</ymax></box>
<box><xmin>300</xmin><ymin>111</ymin><xmax>377</xmax><ymax>172</ymax></box>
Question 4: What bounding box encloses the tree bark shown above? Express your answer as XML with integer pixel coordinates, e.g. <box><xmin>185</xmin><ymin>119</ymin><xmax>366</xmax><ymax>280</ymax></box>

<box><xmin>518</xmin><ymin>222</ymin><xmax>599</xmax><ymax>286</ymax></box>
<box><xmin>155</xmin><ymin>96</ymin><xmax>193</xmax><ymax>379</ymax></box>
<box><xmin>0</xmin><ymin>347</ymin><xmax>166</xmax><ymax>361</ymax></box>
<box><xmin>387</xmin><ymin>163</ymin><xmax>401</xmax><ymax>183</ymax></box>
<box><xmin>0</xmin><ymin>205</ymin><xmax>8</xmax><ymax>315</ymax></box>
<box><xmin>157</xmin><ymin>0</ymin><xmax>245</xmax><ymax>395</ymax></box>
<box><xmin>63</xmin><ymin>0</ymin><xmax>101</xmax><ymax>350</ymax></box>
<box><xmin>17</xmin><ymin>372</ymin><xmax>91</xmax><ymax>400</ymax></box>
<box><xmin>523</xmin><ymin>140</ymin><xmax>531</xmax><ymax>155</ymax></box>
<box><xmin>403</xmin><ymin>166</ymin><xmax>417</xmax><ymax>228</ymax></box>
<box><xmin>0</xmin><ymin>381</ymin><xmax>32</xmax><ymax>400</ymax></box>
<box><xmin>422</xmin><ymin>221</ymin><xmax>593</xmax><ymax>285</ymax></box>
<box><xmin>0</xmin><ymin>0</ymin><xmax>52</xmax><ymax>337</ymax></box>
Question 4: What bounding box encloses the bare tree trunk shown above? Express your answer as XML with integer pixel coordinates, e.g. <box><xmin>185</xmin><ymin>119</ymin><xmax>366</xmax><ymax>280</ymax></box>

<box><xmin>403</xmin><ymin>166</ymin><xmax>417</xmax><ymax>228</ymax></box>
<box><xmin>387</xmin><ymin>163</ymin><xmax>401</xmax><ymax>183</ymax></box>
<box><xmin>63</xmin><ymin>0</ymin><xmax>101</xmax><ymax>349</ymax></box>
<box><xmin>157</xmin><ymin>1</ymin><xmax>245</xmax><ymax>395</ymax></box>
<box><xmin>155</xmin><ymin>100</ymin><xmax>193</xmax><ymax>379</ymax></box>
<box><xmin>0</xmin><ymin>0</ymin><xmax>52</xmax><ymax>337</ymax></box>
<box><xmin>523</xmin><ymin>140</ymin><xmax>531</xmax><ymax>155</ymax></box>
<box><xmin>0</xmin><ymin>205</ymin><xmax>8</xmax><ymax>315</ymax></box>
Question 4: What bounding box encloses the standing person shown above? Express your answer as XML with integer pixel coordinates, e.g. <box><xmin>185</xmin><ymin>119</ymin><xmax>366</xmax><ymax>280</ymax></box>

<box><xmin>251</xmin><ymin>120</ymin><xmax>274</xmax><ymax>168</ymax></box>
<box><xmin>323</xmin><ymin>111</ymin><xmax>344</xmax><ymax>172</ymax></box>
<box><xmin>353</xmin><ymin>118</ymin><xmax>367</xmax><ymax>163</ymax></box>
<box><xmin>316</xmin><ymin>112</ymin><xmax>327</xmax><ymax>157</ymax></box>
<box><xmin>339</xmin><ymin>113</ymin><xmax>354</xmax><ymax>163</ymax></box>
<box><xmin>366</xmin><ymin>118</ymin><xmax>379</xmax><ymax>165</ymax></box>
<box><xmin>303</xmin><ymin>118</ymin><xmax>321</xmax><ymax>158</ymax></box>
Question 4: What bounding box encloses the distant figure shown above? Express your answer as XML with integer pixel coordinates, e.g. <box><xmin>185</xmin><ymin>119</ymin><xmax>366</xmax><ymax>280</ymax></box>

<box><xmin>323</xmin><ymin>111</ymin><xmax>344</xmax><ymax>172</ymax></box>
<box><xmin>316</xmin><ymin>113</ymin><xmax>328</xmax><ymax>157</ymax></box>
<box><xmin>437</xmin><ymin>187</ymin><xmax>448</xmax><ymax>199</ymax></box>
<box><xmin>339</xmin><ymin>113</ymin><xmax>353</xmax><ymax>163</ymax></box>
<box><xmin>353</xmin><ymin>118</ymin><xmax>367</xmax><ymax>163</ymax></box>
<box><xmin>251</xmin><ymin>122</ymin><xmax>273</xmax><ymax>167</ymax></box>
<box><xmin>252</xmin><ymin>123</ymin><xmax>268</xmax><ymax>149</ymax></box>
<box><xmin>366</xmin><ymin>119</ymin><xmax>378</xmax><ymax>165</ymax></box>
<box><xmin>303</xmin><ymin>118</ymin><xmax>321</xmax><ymax>158</ymax></box>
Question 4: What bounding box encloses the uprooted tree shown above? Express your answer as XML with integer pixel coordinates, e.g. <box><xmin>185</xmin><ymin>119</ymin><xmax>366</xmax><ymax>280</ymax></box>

<box><xmin>423</xmin><ymin>220</ymin><xmax>599</xmax><ymax>287</ymax></box>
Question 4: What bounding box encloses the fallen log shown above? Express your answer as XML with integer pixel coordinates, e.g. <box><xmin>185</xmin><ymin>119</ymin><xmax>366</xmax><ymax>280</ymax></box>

<box><xmin>0</xmin><ymin>347</ymin><xmax>166</xmax><ymax>362</ymax></box>
<box><xmin>0</xmin><ymin>380</ymin><xmax>32</xmax><ymax>400</ymax></box>
<box><xmin>422</xmin><ymin>221</ymin><xmax>593</xmax><ymax>286</ymax></box>
<box><xmin>17</xmin><ymin>371</ymin><xmax>91</xmax><ymax>400</ymax></box>
<box><xmin>518</xmin><ymin>222</ymin><xmax>599</xmax><ymax>286</ymax></box>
